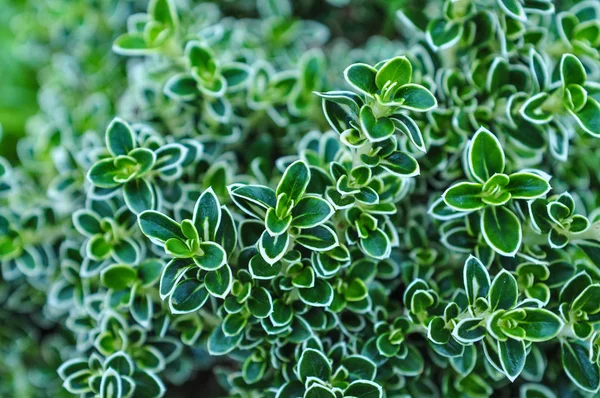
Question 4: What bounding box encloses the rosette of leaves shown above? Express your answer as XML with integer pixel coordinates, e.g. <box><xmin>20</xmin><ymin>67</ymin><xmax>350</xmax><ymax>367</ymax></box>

<box><xmin>428</xmin><ymin>256</ymin><xmax>564</xmax><ymax>382</ymax></box>
<box><xmin>318</xmin><ymin>56</ymin><xmax>436</xmax><ymax>176</ymax></box>
<box><xmin>138</xmin><ymin>188</ymin><xmax>237</xmax><ymax>313</ymax></box>
<box><xmin>113</xmin><ymin>0</ymin><xmax>179</xmax><ymax>56</ymax></box>
<box><xmin>520</xmin><ymin>54</ymin><xmax>600</xmax><ymax>138</ymax></box>
<box><xmin>58</xmin><ymin>351</ymin><xmax>165</xmax><ymax>398</ymax></box>
<box><xmin>439</xmin><ymin>127</ymin><xmax>551</xmax><ymax>256</ymax></box>
<box><xmin>87</xmin><ymin>118</ymin><xmax>192</xmax><ymax>214</ymax></box>
<box><xmin>528</xmin><ymin>191</ymin><xmax>591</xmax><ymax>248</ymax></box>
<box><xmin>229</xmin><ymin>160</ymin><xmax>335</xmax><ymax>265</ymax></box>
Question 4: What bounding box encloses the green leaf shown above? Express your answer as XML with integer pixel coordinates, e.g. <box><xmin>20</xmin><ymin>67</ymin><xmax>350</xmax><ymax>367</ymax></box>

<box><xmin>106</xmin><ymin>118</ymin><xmax>135</xmax><ymax>156</ymax></box>
<box><xmin>360</xmin><ymin>228</ymin><xmax>391</xmax><ymax>259</ymax></box>
<box><xmin>87</xmin><ymin>158</ymin><xmax>122</xmax><ymax>189</ymax></box>
<box><xmin>573</xmin><ymin>98</ymin><xmax>600</xmax><ymax>137</ymax></box>
<box><xmin>561</xmin><ymin>54</ymin><xmax>586</xmax><ymax>87</ymax></box>
<box><xmin>298</xmin><ymin>348</ymin><xmax>332</xmax><ymax>383</ymax></box>
<box><xmin>229</xmin><ymin>184</ymin><xmax>277</xmax><ymax>220</ymax></box>
<box><xmin>165</xmin><ymin>238</ymin><xmax>194</xmax><ymax>257</ymax></box>
<box><xmin>375</xmin><ymin>56</ymin><xmax>412</xmax><ymax>90</ymax></box>
<box><xmin>169</xmin><ymin>279</ymin><xmax>209</xmax><ymax>314</ymax></box>
<box><xmin>426</xmin><ymin>19</ymin><xmax>462</xmax><ymax>50</ymax></box>
<box><xmin>562</xmin><ymin>340</ymin><xmax>600</xmax><ymax>392</ymax></box>
<box><xmin>193</xmin><ymin>188</ymin><xmax>221</xmax><ymax>240</ymax></box>
<box><xmin>159</xmin><ymin>259</ymin><xmax>191</xmax><ymax>299</ymax></box>
<box><xmin>359</xmin><ymin>106</ymin><xmax>395</xmax><ymax>142</ymax></box>
<box><xmin>208</xmin><ymin>324</ymin><xmax>243</xmax><ymax>356</ymax></box>
<box><xmin>276</xmin><ymin>160</ymin><xmax>310</xmax><ymax>204</ymax></box>
<box><xmin>520</xmin><ymin>93</ymin><xmax>553</xmax><ymax>124</ymax></box>
<box><xmin>453</xmin><ymin>318</ymin><xmax>486</xmax><ymax>343</ymax></box>
<box><xmin>498</xmin><ymin>338</ymin><xmax>526</xmax><ymax>382</ymax></box>
<box><xmin>205</xmin><ymin>264</ymin><xmax>232</xmax><ymax>298</ymax></box>
<box><xmin>498</xmin><ymin>0</ymin><xmax>526</xmax><ymax>22</ymax></box>
<box><xmin>193</xmin><ymin>242</ymin><xmax>226</xmax><ymax>270</ymax></box>
<box><xmin>443</xmin><ymin>182</ymin><xmax>484</xmax><ymax>211</ymax></box>
<box><xmin>393</xmin><ymin>83</ymin><xmax>437</xmax><ymax>111</ymax></box>
<box><xmin>464</xmin><ymin>256</ymin><xmax>491</xmax><ymax>307</ymax></box>
<box><xmin>380</xmin><ymin>151</ymin><xmax>420</xmax><ymax>177</ymax></box>
<box><xmin>344</xmin><ymin>380</ymin><xmax>383</xmax><ymax>398</ymax></box>
<box><xmin>305</xmin><ymin>385</ymin><xmax>336</xmax><ymax>398</ymax></box>
<box><xmin>391</xmin><ymin>113</ymin><xmax>426</xmax><ymax>152</ymax></box>
<box><xmin>468</xmin><ymin>127</ymin><xmax>505</xmax><ymax>183</ymax></box>
<box><xmin>132</xmin><ymin>370</ymin><xmax>165</xmax><ymax>398</ymax></box>
<box><xmin>512</xmin><ymin>308</ymin><xmax>563</xmax><ymax>342</ymax></box>
<box><xmin>259</xmin><ymin>230</ymin><xmax>289</xmax><ymax>264</ymax></box>
<box><xmin>265</xmin><ymin>208</ymin><xmax>292</xmax><ymax>235</ymax></box>
<box><xmin>298</xmin><ymin>278</ymin><xmax>334</xmax><ymax>307</ymax></box>
<box><xmin>249</xmin><ymin>254</ymin><xmax>281</xmax><ymax>280</ymax></box>
<box><xmin>296</xmin><ymin>225</ymin><xmax>338</xmax><ymax>251</ymax></box>
<box><xmin>138</xmin><ymin>211</ymin><xmax>184</xmax><ymax>243</ymax></box>
<box><xmin>291</xmin><ymin>196</ymin><xmax>334</xmax><ymax>228</ymax></box>
<box><xmin>101</xmin><ymin>264</ymin><xmax>137</xmax><ymax>290</ymax></box>
<box><xmin>481</xmin><ymin>206</ymin><xmax>522</xmax><ymax>257</ymax></box>
<box><xmin>247</xmin><ymin>286</ymin><xmax>273</xmax><ymax>318</ymax></box>
<box><xmin>123</xmin><ymin>178</ymin><xmax>155</xmax><ymax>214</ymax></box>
<box><xmin>506</xmin><ymin>173</ymin><xmax>551</xmax><ymax>199</ymax></box>
<box><xmin>149</xmin><ymin>0</ymin><xmax>179</xmax><ymax>29</ymax></box>
<box><xmin>572</xmin><ymin>284</ymin><xmax>600</xmax><ymax>315</ymax></box>
<box><xmin>112</xmin><ymin>33</ymin><xmax>153</xmax><ymax>56</ymax></box>
<box><xmin>344</xmin><ymin>63</ymin><xmax>378</xmax><ymax>96</ymax></box>
<box><xmin>489</xmin><ymin>270</ymin><xmax>518</xmax><ymax>311</ymax></box>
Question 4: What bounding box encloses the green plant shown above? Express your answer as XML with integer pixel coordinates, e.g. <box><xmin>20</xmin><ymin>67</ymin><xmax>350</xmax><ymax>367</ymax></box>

<box><xmin>2</xmin><ymin>0</ymin><xmax>600</xmax><ymax>397</ymax></box>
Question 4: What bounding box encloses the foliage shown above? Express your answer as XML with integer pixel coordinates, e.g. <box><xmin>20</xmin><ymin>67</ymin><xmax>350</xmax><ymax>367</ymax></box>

<box><xmin>2</xmin><ymin>0</ymin><xmax>600</xmax><ymax>397</ymax></box>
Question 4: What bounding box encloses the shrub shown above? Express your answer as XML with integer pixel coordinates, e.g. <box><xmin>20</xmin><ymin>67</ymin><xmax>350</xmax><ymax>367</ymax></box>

<box><xmin>2</xmin><ymin>0</ymin><xmax>600</xmax><ymax>397</ymax></box>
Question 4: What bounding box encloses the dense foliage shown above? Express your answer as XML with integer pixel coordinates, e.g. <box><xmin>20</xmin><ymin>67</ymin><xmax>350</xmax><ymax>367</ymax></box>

<box><xmin>2</xmin><ymin>0</ymin><xmax>600</xmax><ymax>397</ymax></box>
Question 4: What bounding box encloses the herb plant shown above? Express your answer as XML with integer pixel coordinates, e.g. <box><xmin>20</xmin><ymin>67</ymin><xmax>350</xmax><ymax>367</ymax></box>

<box><xmin>2</xmin><ymin>0</ymin><xmax>600</xmax><ymax>397</ymax></box>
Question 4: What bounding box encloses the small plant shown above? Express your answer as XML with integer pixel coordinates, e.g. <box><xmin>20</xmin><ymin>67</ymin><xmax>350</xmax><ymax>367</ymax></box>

<box><xmin>2</xmin><ymin>0</ymin><xmax>600</xmax><ymax>396</ymax></box>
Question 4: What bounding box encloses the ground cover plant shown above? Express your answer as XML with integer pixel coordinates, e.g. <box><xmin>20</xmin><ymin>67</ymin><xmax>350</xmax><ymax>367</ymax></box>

<box><xmin>1</xmin><ymin>0</ymin><xmax>600</xmax><ymax>396</ymax></box>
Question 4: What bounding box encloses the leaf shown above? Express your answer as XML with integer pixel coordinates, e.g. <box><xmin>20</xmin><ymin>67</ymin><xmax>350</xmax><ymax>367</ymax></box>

<box><xmin>344</xmin><ymin>380</ymin><xmax>383</xmax><ymax>398</ymax></box>
<box><xmin>205</xmin><ymin>264</ymin><xmax>232</xmax><ymax>298</ymax></box>
<box><xmin>506</xmin><ymin>173</ymin><xmax>551</xmax><ymax>199</ymax></box>
<box><xmin>101</xmin><ymin>264</ymin><xmax>137</xmax><ymax>290</ymax></box>
<box><xmin>193</xmin><ymin>188</ymin><xmax>221</xmax><ymax>240</ymax></box>
<box><xmin>426</xmin><ymin>19</ymin><xmax>462</xmax><ymax>50</ymax></box>
<box><xmin>247</xmin><ymin>286</ymin><xmax>273</xmax><ymax>318</ymax></box>
<box><xmin>296</xmin><ymin>225</ymin><xmax>339</xmax><ymax>251</ymax></box>
<box><xmin>573</xmin><ymin>98</ymin><xmax>600</xmax><ymax>137</ymax></box>
<box><xmin>498</xmin><ymin>338</ymin><xmax>526</xmax><ymax>382</ymax></box>
<box><xmin>360</xmin><ymin>228</ymin><xmax>391</xmax><ymax>259</ymax></box>
<box><xmin>453</xmin><ymin>318</ymin><xmax>486</xmax><ymax>343</ymax></box>
<box><xmin>468</xmin><ymin>127</ymin><xmax>505</xmax><ymax>183</ymax></box>
<box><xmin>513</xmin><ymin>308</ymin><xmax>563</xmax><ymax>342</ymax></box>
<box><xmin>481</xmin><ymin>206</ymin><xmax>522</xmax><ymax>257</ymax></box>
<box><xmin>291</xmin><ymin>196</ymin><xmax>334</xmax><ymax>228</ymax></box>
<box><xmin>562</xmin><ymin>340</ymin><xmax>600</xmax><ymax>392</ymax></box>
<box><xmin>344</xmin><ymin>63</ymin><xmax>378</xmax><ymax>96</ymax></box>
<box><xmin>359</xmin><ymin>106</ymin><xmax>395</xmax><ymax>142</ymax></box>
<box><xmin>393</xmin><ymin>83</ymin><xmax>437</xmax><ymax>111</ymax></box>
<box><xmin>208</xmin><ymin>324</ymin><xmax>243</xmax><ymax>356</ymax></box>
<box><xmin>375</xmin><ymin>56</ymin><xmax>412</xmax><ymax>90</ymax></box>
<box><xmin>391</xmin><ymin>113</ymin><xmax>426</xmax><ymax>152</ymax></box>
<box><xmin>229</xmin><ymin>184</ymin><xmax>277</xmax><ymax>219</ymax></box>
<box><xmin>560</xmin><ymin>54</ymin><xmax>586</xmax><ymax>87</ymax></box>
<box><xmin>498</xmin><ymin>0</ymin><xmax>526</xmax><ymax>22</ymax></box>
<box><xmin>259</xmin><ymin>230</ymin><xmax>289</xmax><ymax>264</ymax></box>
<box><xmin>138</xmin><ymin>211</ymin><xmax>184</xmax><ymax>244</ymax></box>
<box><xmin>193</xmin><ymin>242</ymin><xmax>226</xmax><ymax>270</ymax></box>
<box><xmin>443</xmin><ymin>182</ymin><xmax>484</xmax><ymax>211</ymax></box>
<box><xmin>298</xmin><ymin>278</ymin><xmax>334</xmax><ymax>307</ymax></box>
<box><xmin>298</xmin><ymin>348</ymin><xmax>332</xmax><ymax>382</ymax></box>
<box><xmin>489</xmin><ymin>270</ymin><xmax>518</xmax><ymax>311</ymax></box>
<box><xmin>106</xmin><ymin>118</ymin><xmax>135</xmax><ymax>156</ymax></box>
<box><xmin>572</xmin><ymin>284</ymin><xmax>600</xmax><ymax>315</ymax></box>
<box><xmin>169</xmin><ymin>279</ymin><xmax>209</xmax><ymax>314</ymax></box>
<box><xmin>132</xmin><ymin>369</ymin><xmax>166</xmax><ymax>398</ymax></box>
<box><xmin>463</xmin><ymin>255</ymin><xmax>491</xmax><ymax>306</ymax></box>
<box><xmin>159</xmin><ymin>259</ymin><xmax>191</xmax><ymax>299</ymax></box>
<box><xmin>123</xmin><ymin>178</ymin><xmax>155</xmax><ymax>214</ymax></box>
<box><xmin>149</xmin><ymin>0</ymin><xmax>179</xmax><ymax>30</ymax></box>
<box><xmin>380</xmin><ymin>151</ymin><xmax>420</xmax><ymax>177</ymax></box>
<box><xmin>276</xmin><ymin>160</ymin><xmax>311</xmax><ymax>204</ymax></box>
